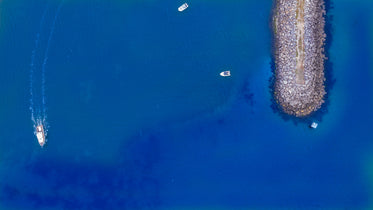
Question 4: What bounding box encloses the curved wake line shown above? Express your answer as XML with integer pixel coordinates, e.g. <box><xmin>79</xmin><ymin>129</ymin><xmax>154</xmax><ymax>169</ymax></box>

<box><xmin>29</xmin><ymin>5</ymin><xmax>49</xmax><ymax>124</ymax></box>
<box><xmin>41</xmin><ymin>1</ymin><xmax>64</xmax><ymax>118</ymax></box>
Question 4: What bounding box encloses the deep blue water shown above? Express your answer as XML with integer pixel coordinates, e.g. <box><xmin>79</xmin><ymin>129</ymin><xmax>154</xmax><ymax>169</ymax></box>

<box><xmin>0</xmin><ymin>0</ymin><xmax>373</xmax><ymax>209</ymax></box>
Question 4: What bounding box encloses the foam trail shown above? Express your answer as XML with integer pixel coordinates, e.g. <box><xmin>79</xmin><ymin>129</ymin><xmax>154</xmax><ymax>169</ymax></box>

<box><xmin>41</xmin><ymin>1</ymin><xmax>63</xmax><ymax>119</ymax></box>
<box><xmin>29</xmin><ymin>5</ymin><xmax>49</xmax><ymax>124</ymax></box>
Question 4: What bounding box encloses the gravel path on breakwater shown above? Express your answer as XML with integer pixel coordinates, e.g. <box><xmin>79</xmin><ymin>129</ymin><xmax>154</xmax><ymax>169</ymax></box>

<box><xmin>273</xmin><ymin>0</ymin><xmax>326</xmax><ymax>117</ymax></box>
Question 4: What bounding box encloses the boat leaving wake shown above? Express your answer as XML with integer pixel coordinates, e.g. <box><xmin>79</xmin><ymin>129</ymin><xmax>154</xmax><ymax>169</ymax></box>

<box><xmin>29</xmin><ymin>1</ymin><xmax>63</xmax><ymax>147</ymax></box>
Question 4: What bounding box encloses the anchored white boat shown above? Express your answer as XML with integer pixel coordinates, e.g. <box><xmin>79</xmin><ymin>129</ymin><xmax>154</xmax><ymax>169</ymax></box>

<box><xmin>220</xmin><ymin>71</ymin><xmax>231</xmax><ymax>77</ymax></box>
<box><xmin>36</xmin><ymin>124</ymin><xmax>46</xmax><ymax>147</ymax></box>
<box><xmin>178</xmin><ymin>3</ymin><xmax>188</xmax><ymax>12</ymax></box>
<box><xmin>310</xmin><ymin>122</ymin><xmax>318</xmax><ymax>129</ymax></box>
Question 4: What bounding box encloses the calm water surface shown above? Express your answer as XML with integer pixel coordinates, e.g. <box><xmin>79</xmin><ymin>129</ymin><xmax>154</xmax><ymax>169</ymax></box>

<box><xmin>0</xmin><ymin>0</ymin><xmax>372</xmax><ymax>209</ymax></box>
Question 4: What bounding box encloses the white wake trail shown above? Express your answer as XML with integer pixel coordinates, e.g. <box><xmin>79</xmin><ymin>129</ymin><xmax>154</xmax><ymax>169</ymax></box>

<box><xmin>41</xmin><ymin>1</ymin><xmax>63</xmax><ymax>120</ymax></box>
<box><xmin>29</xmin><ymin>6</ymin><xmax>49</xmax><ymax>125</ymax></box>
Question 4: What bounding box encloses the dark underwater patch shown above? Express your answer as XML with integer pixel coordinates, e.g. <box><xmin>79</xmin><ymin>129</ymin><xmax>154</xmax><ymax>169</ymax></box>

<box><xmin>0</xmin><ymin>133</ymin><xmax>162</xmax><ymax>209</ymax></box>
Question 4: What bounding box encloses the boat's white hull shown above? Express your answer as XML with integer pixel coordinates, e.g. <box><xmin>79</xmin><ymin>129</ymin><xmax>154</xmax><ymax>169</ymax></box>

<box><xmin>178</xmin><ymin>3</ymin><xmax>188</xmax><ymax>12</ymax></box>
<box><xmin>220</xmin><ymin>71</ymin><xmax>231</xmax><ymax>77</ymax></box>
<box><xmin>310</xmin><ymin>122</ymin><xmax>318</xmax><ymax>129</ymax></box>
<box><xmin>36</xmin><ymin>125</ymin><xmax>46</xmax><ymax>147</ymax></box>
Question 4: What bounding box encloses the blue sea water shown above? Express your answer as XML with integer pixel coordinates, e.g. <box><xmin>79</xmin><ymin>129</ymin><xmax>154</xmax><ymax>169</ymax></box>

<box><xmin>0</xmin><ymin>0</ymin><xmax>373</xmax><ymax>209</ymax></box>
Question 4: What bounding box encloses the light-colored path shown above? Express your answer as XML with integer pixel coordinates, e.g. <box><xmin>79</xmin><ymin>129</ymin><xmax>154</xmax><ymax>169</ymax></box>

<box><xmin>295</xmin><ymin>0</ymin><xmax>305</xmax><ymax>85</ymax></box>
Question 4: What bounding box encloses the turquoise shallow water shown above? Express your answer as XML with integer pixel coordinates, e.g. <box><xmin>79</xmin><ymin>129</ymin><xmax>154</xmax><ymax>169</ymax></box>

<box><xmin>0</xmin><ymin>0</ymin><xmax>373</xmax><ymax>209</ymax></box>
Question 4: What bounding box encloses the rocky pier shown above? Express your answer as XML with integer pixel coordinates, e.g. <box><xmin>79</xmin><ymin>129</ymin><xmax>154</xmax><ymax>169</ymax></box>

<box><xmin>273</xmin><ymin>0</ymin><xmax>326</xmax><ymax>117</ymax></box>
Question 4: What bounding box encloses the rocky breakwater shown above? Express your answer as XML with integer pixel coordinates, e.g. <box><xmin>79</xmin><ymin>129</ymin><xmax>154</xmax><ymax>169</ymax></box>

<box><xmin>273</xmin><ymin>0</ymin><xmax>326</xmax><ymax>117</ymax></box>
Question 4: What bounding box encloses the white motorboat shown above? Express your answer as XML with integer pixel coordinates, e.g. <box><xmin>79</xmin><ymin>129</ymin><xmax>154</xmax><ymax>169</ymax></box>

<box><xmin>178</xmin><ymin>3</ymin><xmax>188</xmax><ymax>12</ymax></box>
<box><xmin>310</xmin><ymin>122</ymin><xmax>318</xmax><ymax>129</ymax></box>
<box><xmin>220</xmin><ymin>71</ymin><xmax>231</xmax><ymax>77</ymax></box>
<box><xmin>36</xmin><ymin>124</ymin><xmax>46</xmax><ymax>147</ymax></box>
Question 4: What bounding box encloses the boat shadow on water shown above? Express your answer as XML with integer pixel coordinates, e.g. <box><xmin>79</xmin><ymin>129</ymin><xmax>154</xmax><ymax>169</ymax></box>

<box><xmin>268</xmin><ymin>0</ymin><xmax>336</xmax><ymax>125</ymax></box>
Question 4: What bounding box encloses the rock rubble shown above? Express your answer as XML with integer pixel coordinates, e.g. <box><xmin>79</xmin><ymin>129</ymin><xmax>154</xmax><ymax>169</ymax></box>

<box><xmin>273</xmin><ymin>0</ymin><xmax>326</xmax><ymax>117</ymax></box>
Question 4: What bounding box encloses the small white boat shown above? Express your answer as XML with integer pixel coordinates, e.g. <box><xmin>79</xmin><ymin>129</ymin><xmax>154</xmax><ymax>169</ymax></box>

<box><xmin>310</xmin><ymin>122</ymin><xmax>318</xmax><ymax>129</ymax></box>
<box><xmin>178</xmin><ymin>3</ymin><xmax>188</xmax><ymax>12</ymax></box>
<box><xmin>36</xmin><ymin>124</ymin><xmax>46</xmax><ymax>147</ymax></box>
<box><xmin>220</xmin><ymin>71</ymin><xmax>231</xmax><ymax>77</ymax></box>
